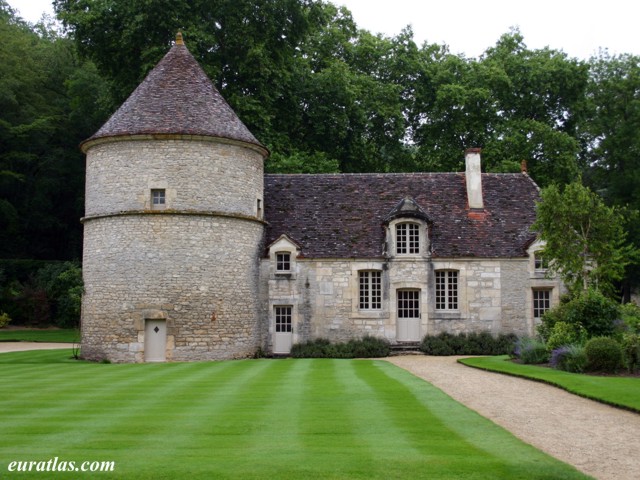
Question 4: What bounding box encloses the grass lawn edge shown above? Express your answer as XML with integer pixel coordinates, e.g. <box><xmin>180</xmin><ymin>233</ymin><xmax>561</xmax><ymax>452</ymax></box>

<box><xmin>458</xmin><ymin>356</ymin><xmax>640</xmax><ymax>415</ymax></box>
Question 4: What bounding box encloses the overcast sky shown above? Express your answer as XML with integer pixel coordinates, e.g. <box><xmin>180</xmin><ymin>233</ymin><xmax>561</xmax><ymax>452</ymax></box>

<box><xmin>8</xmin><ymin>0</ymin><xmax>640</xmax><ymax>59</ymax></box>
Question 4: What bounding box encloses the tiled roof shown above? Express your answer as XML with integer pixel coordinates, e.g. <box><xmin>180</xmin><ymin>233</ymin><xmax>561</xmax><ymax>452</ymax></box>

<box><xmin>264</xmin><ymin>173</ymin><xmax>540</xmax><ymax>258</ymax></box>
<box><xmin>84</xmin><ymin>37</ymin><xmax>264</xmax><ymax>151</ymax></box>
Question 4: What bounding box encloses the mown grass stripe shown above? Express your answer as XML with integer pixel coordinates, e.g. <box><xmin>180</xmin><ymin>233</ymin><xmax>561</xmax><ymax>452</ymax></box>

<box><xmin>0</xmin><ymin>352</ymin><xmax>591</xmax><ymax>480</ymax></box>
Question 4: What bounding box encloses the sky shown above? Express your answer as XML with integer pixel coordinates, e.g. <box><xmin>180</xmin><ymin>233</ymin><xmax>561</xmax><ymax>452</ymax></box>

<box><xmin>7</xmin><ymin>0</ymin><xmax>640</xmax><ymax>59</ymax></box>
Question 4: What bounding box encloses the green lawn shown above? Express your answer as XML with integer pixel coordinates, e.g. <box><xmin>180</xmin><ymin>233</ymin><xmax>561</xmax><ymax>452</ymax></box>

<box><xmin>0</xmin><ymin>350</ymin><xmax>589</xmax><ymax>479</ymax></box>
<box><xmin>460</xmin><ymin>355</ymin><xmax>640</xmax><ymax>413</ymax></box>
<box><xmin>0</xmin><ymin>329</ymin><xmax>78</xmax><ymax>343</ymax></box>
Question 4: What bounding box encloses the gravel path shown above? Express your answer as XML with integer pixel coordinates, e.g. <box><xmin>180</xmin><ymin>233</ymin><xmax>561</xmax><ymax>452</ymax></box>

<box><xmin>0</xmin><ymin>342</ymin><xmax>72</xmax><ymax>352</ymax></box>
<box><xmin>387</xmin><ymin>355</ymin><xmax>640</xmax><ymax>480</ymax></box>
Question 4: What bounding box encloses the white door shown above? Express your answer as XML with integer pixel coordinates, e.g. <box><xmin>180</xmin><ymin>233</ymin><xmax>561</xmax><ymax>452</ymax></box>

<box><xmin>273</xmin><ymin>306</ymin><xmax>293</xmax><ymax>354</ymax></box>
<box><xmin>397</xmin><ymin>289</ymin><xmax>421</xmax><ymax>341</ymax></box>
<box><xmin>144</xmin><ymin>319</ymin><xmax>167</xmax><ymax>362</ymax></box>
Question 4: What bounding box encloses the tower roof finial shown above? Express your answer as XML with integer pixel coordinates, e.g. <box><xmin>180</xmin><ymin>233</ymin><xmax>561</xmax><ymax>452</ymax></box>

<box><xmin>176</xmin><ymin>32</ymin><xmax>184</xmax><ymax>45</ymax></box>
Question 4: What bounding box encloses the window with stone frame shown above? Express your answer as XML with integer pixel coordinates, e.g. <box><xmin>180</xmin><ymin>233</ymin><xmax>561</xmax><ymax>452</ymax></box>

<box><xmin>359</xmin><ymin>270</ymin><xmax>382</xmax><ymax>310</ymax></box>
<box><xmin>275</xmin><ymin>252</ymin><xmax>291</xmax><ymax>272</ymax></box>
<box><xmin>533</xmin><ymin>289</ymin><xmax>552</xmax><ymax>319</ymax></box>
<box><xmin>435</xmin><ymin>270</ymin><xmax>459</xmax><ymax>310</ymax></box>
<box><xmin>534</xmin><ymin>252</ymin><xmax>549</xmax><ymax>271</ymax></box>
<box><xmin>274</xmin><ymin>306</ymin><xmax>292</xmax><ymax>332</ymax></box>
<box><xmin>396</xmin><ymin>222</ymin><xmax>420</xmax><ymax>254</ymax></box>
<box><xmin>151</xmin><ymin>189</ymin><xmax>166</xmax><ymax>209</ymax></box>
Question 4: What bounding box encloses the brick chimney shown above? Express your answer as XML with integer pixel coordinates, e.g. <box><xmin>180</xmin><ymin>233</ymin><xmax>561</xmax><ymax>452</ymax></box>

<box><xmin>465</xmin><ymin>148</ymin><xmax>484</xmax><ymax>210</ymax></box>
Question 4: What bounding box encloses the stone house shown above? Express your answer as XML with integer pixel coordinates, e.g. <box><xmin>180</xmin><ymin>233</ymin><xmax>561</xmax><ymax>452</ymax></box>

<box><xmin>80</xmin><ymin>35</ymin><xmax>561</xmax><ymax>362</ymax></box>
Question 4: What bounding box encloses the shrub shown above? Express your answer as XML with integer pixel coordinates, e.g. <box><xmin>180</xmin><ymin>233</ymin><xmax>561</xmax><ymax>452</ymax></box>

<box><xmin>344</xmin><ymin>336</ymin><xmax>390</xmax><ymax>358</ymax></box>
<box><xmin>620</xmin><ymin>303</ymin><xmax>640</xmax><ymax>333</ymax></box>
<box><xmin>546</xmin><ymin>321</ymin><xmax>587</xmax><ymax>352</ymax></box>
<box><xmin>550</xmin><ymin>344</ymin><xmax>587</xmax><ymax>373</ymax></box>
<box><xmin>290</xmin><ymin>337</ymin><xmax>390</xmax><ymax>358</ymax></box>
<box><xmin>584</xmin><ymin>336</ymin><xmax>623</xmax><ymax>373</ymax></box>
<box><xmin>514</xmin><ymin>337</ymin><xmax>549</xmax><ymax>364</ymax></box>
<box><xmin>0</xmin><ymin>311</ymin><xmax>11</xmax><ymax>328</ymax></box>
<box><xmin>538</xmin><ymin>289</ymin><xmax>619</xmax><ymax>341</ymax></box>
<box><xmin>621</xmin><ymin>333</ymin><xmax>640</xmax><ymax>373</ymax></box>
<box><xmin>420</xmin><ymin>332</ymin><xmax>516</xmax><ymax>356</ymax></box>
<box><xmin>420</xmin><ymin>334</ymin><xmax>455</xmax><ymax>355</ymax></box>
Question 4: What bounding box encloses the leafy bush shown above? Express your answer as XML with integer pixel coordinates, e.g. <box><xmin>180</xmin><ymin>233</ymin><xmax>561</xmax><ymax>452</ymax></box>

<box><xmin>584</xmin><ymin>336</ymin><xmax>623</xmax><ymax>373</ymax></box>
<box><xmin>290</xmin><ymin>337</ymin><xmax>390</xmax><ymax>358</ymax></box>
<box><xmin>546</xmin><ymin>321</ymin><xmax>587</xmax><ymax>352</ymax></box>
<box><xmin>514</xmin><ymin>337</ymin><xmax>549</xmax><ymax>364</ymax></box>
<box><xmin>620</xmin><ymin>303</ymin><xmax>640</xmax><ymax>333</ymax></box>
<box><xmin>420</xmin><ymin>332</ymin><xmax>517</xmax><ymax>356</ymax></box>
<box><xmin>0</xmin><ymin>311</ymin><xmax>11</xmax><ymax>328</ymax></box>
<box><xmin>550</xmin><ymin>344</ymin><xmax>587</xmax><ymax>373</ymax></box>
<box><xmin>621</xmin><ymin>333</ymin><xmax>640</xmax><ymax>373</ymax></box>
<box><xmin>421</xmin><ymin>334</ymin><xmax>455</xmax><ymax>355</ymax></box>
<box><xmin>538</xmin><ymin>289</ymin><xmax>619</xmax><ymax>340</ymax></box>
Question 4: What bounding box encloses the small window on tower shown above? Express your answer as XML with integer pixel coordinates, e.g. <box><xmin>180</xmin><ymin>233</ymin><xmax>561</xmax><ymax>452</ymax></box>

<box><xmin>151</xmin><ymin>189</ymin><xmax>166</xmax><ymax>209</ymax></box>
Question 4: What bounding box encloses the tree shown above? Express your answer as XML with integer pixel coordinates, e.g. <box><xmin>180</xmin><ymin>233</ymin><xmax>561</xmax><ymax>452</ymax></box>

<box><xmin>532</xmin><ymin>181</ymin><xmax>637</xmax><ymax>296</ymax></box>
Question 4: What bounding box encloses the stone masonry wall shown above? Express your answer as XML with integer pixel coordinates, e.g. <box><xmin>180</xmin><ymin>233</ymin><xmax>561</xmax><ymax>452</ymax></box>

<box><xmin>82</xmin><ymin>214</ymin><xmax>264</xmax><ymax>362</ymax></box>
<box><xmin>261</xmin><ymin>256</ymin><xmax>543</xmax><ymax>350</ymax></box>
<box><xmin>85</xmin><ymin>139</ymin><xmax>264</xmax><ymax>217</ymax></box>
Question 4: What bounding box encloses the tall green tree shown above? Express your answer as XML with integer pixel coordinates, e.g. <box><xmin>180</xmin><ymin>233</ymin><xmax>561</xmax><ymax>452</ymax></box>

<box><xmin>0</xmin><ymin>2</ymin><xmax>109</xmax><ymax>259</ymax></box>
<box><xmin>532</xmin><ymin>181</ymin><xmax>637</xmax><ymax>296</ymax></box>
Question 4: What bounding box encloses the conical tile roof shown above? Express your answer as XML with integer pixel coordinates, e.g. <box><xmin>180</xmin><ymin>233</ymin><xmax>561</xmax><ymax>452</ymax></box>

<box><xmin>83</xmin><ymin>34</ymin><xmax>265</xmax><ymax>152</ymax></box>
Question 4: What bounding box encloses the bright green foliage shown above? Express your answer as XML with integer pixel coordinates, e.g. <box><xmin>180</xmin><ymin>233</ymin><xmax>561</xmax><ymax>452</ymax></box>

<box><xmin>460</xmin><ymin>355</ymin><xmax>640</xmax><ymax>412</ymax></box>
<box><xmin>532</xmin><ymin>181</ymin><xmax>637</xmax><ymax>295</ymax></box>
<box><xmin>546</xmin><ymin>322</ymin><xmax>588</xmax><ymax>352</ymax></box>
<box><xmin>0</xmin><ymin>354</ymin><xmax>589</xmax><ymax>479</ymax></box>
<box><xmin>584</xmin><ymin>336</ymin><xmax>624</xmax><ymax>373</ymax></box>
<box><xmin>538</xmin><ymin>289</ymin><xmax>619</xmax><ymax>340</ymax></box>
<box><xmin>0</xmin><ymin>311</ymin><xmax>10</xmax><ymax>328</ymax></box>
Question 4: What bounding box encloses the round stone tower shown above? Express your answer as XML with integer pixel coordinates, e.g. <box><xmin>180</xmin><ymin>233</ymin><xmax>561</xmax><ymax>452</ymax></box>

<box><xmin>80</xmin><ymin>34</ymin><xmax>268</xmax><ymax>362</ymax></box>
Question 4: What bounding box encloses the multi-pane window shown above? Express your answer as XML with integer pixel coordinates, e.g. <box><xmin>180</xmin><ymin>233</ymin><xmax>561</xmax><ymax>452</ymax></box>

<box><xmin>534</xmin><ymin>253</ymin><xmax>549</xmax><ymax>271</ymax></box>
<box><xmin>397</xmin><ymin>289</ymin><xmax>420</xmax><ymax>318</ymax></box>
<box><xmin>275</xmin><ymin>306</ymin><xmax>292</xmax><ymax>333</ymax></box>
<box><xmin>435</xmin><ymin>270</ymin><xmax>459</xmax><ymax>310</ymax></box>
<box><xmin>151</xmin><ymin>189</ymin><xmax>165</xmax><ymax>209</ymax></box>
<box><xmin>396</xmin><ymin>223</ymin><xmax>420</xmax><ymax>254</ymax></box>
<box><xmin>276</xmin><ymin>252</ymin><xmax>291</xmax><ymax>272</ymax></box>
<box><xmin>533</xmin><ymin>289</ymin><xmax>551</xmax><ymax>319</ymax></box>
<box><xmin>359</xmin><ymin>271</ymin><xmax>382</xmax><ymax>310</ymax></box>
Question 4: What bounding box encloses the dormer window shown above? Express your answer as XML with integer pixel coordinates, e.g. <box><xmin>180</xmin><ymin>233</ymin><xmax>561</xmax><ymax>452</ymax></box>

<box><xmin>396</xmin><ymin>223</ymin><xmax>420</xmax><ymax>255</ymax></box>
<box><xmin>534</xmin><ymin>253</ymin><xmax>549</xmax><ymax>271</ymax></box>
<box><xmin>151</xmin><ymin>189</ymin><xmax>165</xmax><ymax>209</ymax></box>
<box><xmin>276</xmin><ymin>252</ymin><xmax>291</xmax><ymax>272</ymax></box>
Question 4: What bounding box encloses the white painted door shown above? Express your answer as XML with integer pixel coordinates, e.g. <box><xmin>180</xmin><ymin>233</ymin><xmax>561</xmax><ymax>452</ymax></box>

<box><xmin>396</xmin><ymin>289</ymin><xmax>421</xmax><ymax>341</ymax></box>
<box><xmin>273</xmin><ymin>306</ymin><xmax>293</xmax><ymax>354</ymax></box>
<box><xmin>144</xmin><ymin>319</ymin><xmax>167</xmax><ymax>362</ymax></box>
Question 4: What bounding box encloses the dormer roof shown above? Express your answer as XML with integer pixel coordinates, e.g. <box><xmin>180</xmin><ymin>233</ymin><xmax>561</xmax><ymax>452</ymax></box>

<box><xmin>82</xmin><ymin>33</ymin><xmax>266</xmax><ymax>154</ymax></box>
<box><xmin>385</xmin><ymin>197</ymin><xmax>432</xmax><ymax>224</ymax></box>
